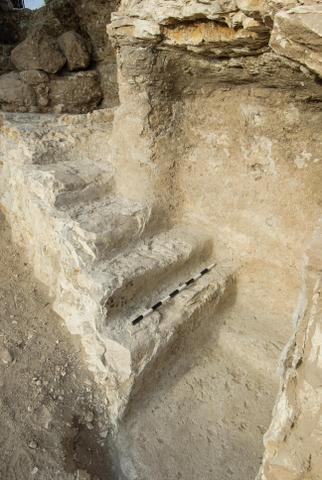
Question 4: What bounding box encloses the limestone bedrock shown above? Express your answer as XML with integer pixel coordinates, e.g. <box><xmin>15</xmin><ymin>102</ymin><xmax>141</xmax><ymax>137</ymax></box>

<box><xmin>1</xmin><ymin>0</ymin><xmax>322</xmax><ymax>478</ymax></box>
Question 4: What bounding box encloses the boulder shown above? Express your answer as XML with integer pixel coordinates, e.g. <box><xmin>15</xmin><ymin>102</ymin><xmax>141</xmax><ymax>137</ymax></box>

<box><xmin>271</xmin><ymin>5</ymin><xmax>322</xmax><ymax>78</ymax></box>
<box><xmin>49</xmin><ymin>71</ymin><xmax>102</xmax><ymax>113</ymax></box>
<box><xmin>11</xmin><ymin>30</ymin><xmax>66</xmax><ymax>74</ymax></box>
<box><xmin>0</xmin><ymin>72</ymin><xmax>36</xmax><ymax>111</ymax></box>
<box><xmin>58</xmin><ymin>31</ymin><xmax>91</xmax><ymax>71</ymax></box>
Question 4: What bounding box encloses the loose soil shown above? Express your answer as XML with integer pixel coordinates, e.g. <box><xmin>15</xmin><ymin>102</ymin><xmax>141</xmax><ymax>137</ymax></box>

<box><xmin>0</xmin><ymin>212</ymin><xmax>117</xmax><ymax>480</ymax></box>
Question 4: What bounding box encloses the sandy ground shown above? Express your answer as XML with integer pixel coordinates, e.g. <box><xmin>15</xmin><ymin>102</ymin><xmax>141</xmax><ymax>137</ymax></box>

<box><xmin>0</xmin><ymin>212</ymin><xmax>117</xmax><ymax>480</ymax></box>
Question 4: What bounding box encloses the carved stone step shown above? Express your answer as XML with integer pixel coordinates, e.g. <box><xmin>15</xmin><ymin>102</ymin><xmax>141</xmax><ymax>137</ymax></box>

<box><xmin>65</xmin><ymin>196</ymin><xmax>151</xmax><ymax>262</ymax></box>
<box><xmin>28</xmin><ymin>159</ymin><xmax>115</xmax><ymax>208</ymax></box>
<box><xmin>62</xmin><ymin>226</ymin><xmax>213</xmax><ymax>324</ymax></box>
<box><xmin>103</xmin><ymin>265</ymin><xmax>232</xmax><ymax>421</ymax></box>
<box><xmin>54</xmin><ymin>234</ymin><xmax>231</xmax><ymax>420</ymax></box>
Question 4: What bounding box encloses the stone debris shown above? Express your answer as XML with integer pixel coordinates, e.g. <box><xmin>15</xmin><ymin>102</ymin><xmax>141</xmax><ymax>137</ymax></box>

<box><xmin>0</xmin><ymin>0</ymin><xmax>118</xmax><ymax>113</ymax></box>
<box><xmin>28</xmin><ymin>440</ymin><xmax>38</xmax><ymax>450</ymax></box>
<box><xmin>0</xmin><ymin>345</ymin><xmax>13</xmax><ymax>365</ymax></box>
<box><xmin>36</xmin><ymin>405</ymin><xmax>53</xmax><ymax>430</ymax></box>
<box><xmin>84</xmin><ymin>411</ymin><xmax>94</xmax><ymax>423</ymax></box>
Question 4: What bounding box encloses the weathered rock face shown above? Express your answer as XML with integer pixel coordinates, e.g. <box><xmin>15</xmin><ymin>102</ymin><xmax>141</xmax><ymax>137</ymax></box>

<box><xmin>271</xmin><ymin>5</ymin><xmax>322</xmax><ymax>77</ymax></box>
<box><xmin>105</xmin><ymin>0</ymin><xmax>322</xmax><ymax>472</ymax></box>
<box><xmin>58</xmin><ymin>30</ymin><xmax>91</xmax><ymax>71</ymax></box>
<box><xmin>0</xmin><ymin>72</ymin><xmax>36</xmax><ymax>111</ymax></box>
<box><xmin>0</xmin><ymin>9</ymin><xmax>31</xmax><ymax>44</ymax></box>
<box><xmin>49</xmin><ymin>71</ymin><xmax>102</xmax><ymax>113</ymax></box>
<box><xmin>0</xmin><ymin>0</ymin><xmax>118</xmax><ymax>113</ymax></box>
<box><xmin>162</xmin><ymin>19</ymin><xmax>270</xmax><ymax>57</ymax></box>
<box><xmin>108</xmin><ymin>0</ymin><xmax>273</xmax><ymax>50</ymax></box>
<box><xmin>1</xmin><ymin>0</ymin><xmax>322</xmax><ymax>473</ymax></box>
<box><xmin>259</xmin><ymin>222</ymin><xmax>322</xmax><ymax>480</ymax></box>
<box><xmin>11</xmin><ymin>30</ymin><xmax>66</xmax><ymax>73</ymax></box>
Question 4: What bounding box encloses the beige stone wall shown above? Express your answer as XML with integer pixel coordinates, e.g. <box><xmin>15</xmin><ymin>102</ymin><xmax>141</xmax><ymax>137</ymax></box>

<box><xmin>259</xmin><ymin>222</ymin><xmax>322</xmax><ymax>479</ymax></box>
<box><xmin>107</xmin><ymin>0</ymin><xmax>322</xmax><ymax>474</ymax></box>
<box><xmin>174</xmin><ymin>85</ymin><xmax>322</xmax><ymax>268</ymax></box>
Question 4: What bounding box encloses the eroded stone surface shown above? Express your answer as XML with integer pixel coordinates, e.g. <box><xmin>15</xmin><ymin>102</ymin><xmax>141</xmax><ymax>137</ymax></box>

<box><xmin>0</xmin><ymin>110</ymin><xmax>231</xmax><ymax>423</ymax></box>
<box><xmin>271</xmin><ymin>5</ymin><xmax>322</xmax><ymax>77</ymax></box>
<box><xmin>11</xmin><ymin>30</ymin><xmax>66</xmax><ymax>74</ymax></box>
<box><xmin>0</xmin><ymin>72</ymin><xmax>36</xmax><ymax>111</ymax></box>
<box><xmin>106</xmin><ymin>0</ymin><xmax>322</xmax><ymax>472</ymax></box>
<box><xmin>108</xmin><ymin>1</ymin><xmax>271</xmax><ymax>57</ymax></box>
<box><xmin>58</xmin><ymin>31</ymin><xmax>91</xmax><ymax>71</ymax></box>
<box><xmin>1</xmin><ymin>0</ymin><xmax>322</xmax><ymax>474</ymax></box>
<box><xmin>258</xmin><ymin>221</ymin><xmax>322</xmax><ymax>479</ymax></box>
<box><xmin>48</xmin><ymin>71</ymin><xmax>102</xmax><ymax>113</ymax></box>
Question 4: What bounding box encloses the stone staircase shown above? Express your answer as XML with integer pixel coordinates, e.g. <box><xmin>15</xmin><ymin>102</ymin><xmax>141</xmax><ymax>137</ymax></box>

<box><xmin>0</xmin><ymin>110</ymin><xmax>232</xmax><ymax>422</ymax></box>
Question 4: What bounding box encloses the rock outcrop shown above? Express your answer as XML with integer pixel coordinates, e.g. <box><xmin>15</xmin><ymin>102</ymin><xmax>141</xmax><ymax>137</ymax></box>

<box><xmin>11</xmin><ymin>30</ymin><xmax>66</xmax><ymax>73</ymax></box>
<box><xmin>271</xmin><ymin>5</ymin><xmax>322</xmax><ymax>77</ymax></box>
<box><xmin>0</xmin><ymin>111</ymin><xmax>232</xmax><ymax>421</ymax></box>
<box><xmin>0</xmin><ymin>0</ymin><xmax>118</xmax><ymax>113</ymax></box>
<box><xmin>259</xmin><ymin>221</ymin><xmax>322</xmax><ymax>479</ymax></box>
<box><xmin>1</xmin><ymin>0</ymin><xmax>322</xmax><ymax>474</ymax></box>
<box><xmin>107</xmin><ymin>0</ymin><xmax>322</xmax><ymax>470</ymax></box>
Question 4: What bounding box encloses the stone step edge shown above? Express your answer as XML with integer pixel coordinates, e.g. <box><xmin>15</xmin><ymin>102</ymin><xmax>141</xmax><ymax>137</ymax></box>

<box><xmin>104</xmin><ymin>263</ymin><xmax>235</xmax><ymax>422</ymax></box>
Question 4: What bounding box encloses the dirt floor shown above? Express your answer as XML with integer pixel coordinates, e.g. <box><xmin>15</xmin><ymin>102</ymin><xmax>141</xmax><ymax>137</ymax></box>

<box><xmin>0</xmin><ymin>212</ymin><xmax>118</xmax><ymax>480</ymax></box>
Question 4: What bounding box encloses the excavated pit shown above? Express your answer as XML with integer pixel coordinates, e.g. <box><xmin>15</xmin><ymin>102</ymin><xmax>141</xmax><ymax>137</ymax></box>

<box><xmin>1</xmin><ymin>1</ymin><xmax>322</xmax><ymax>479</ymax></box>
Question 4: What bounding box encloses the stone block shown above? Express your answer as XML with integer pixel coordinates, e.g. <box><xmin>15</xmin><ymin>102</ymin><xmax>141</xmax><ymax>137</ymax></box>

<box><xmin>48</xmin><ymin>71</ymin><xmax>102</xmax><ymax>113</ymax></box>
<box><xmin>271</xmin><ymin>5</ymin><xmax>322</xmax><ymax>78</ymax></box>
<box><xmin>58</xmin><ymin>31</ymin><xmax>91</xmax><ymax>71</ymax></box>
<box><xmin>0</xmin><ymin>71</ymin><xmax>36</xmax><ymax>110</ymax></box>
<box><xmin>11</xmin><ymin>30</ymin><xmax>66</xmax><ymax>74</ymax></box>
